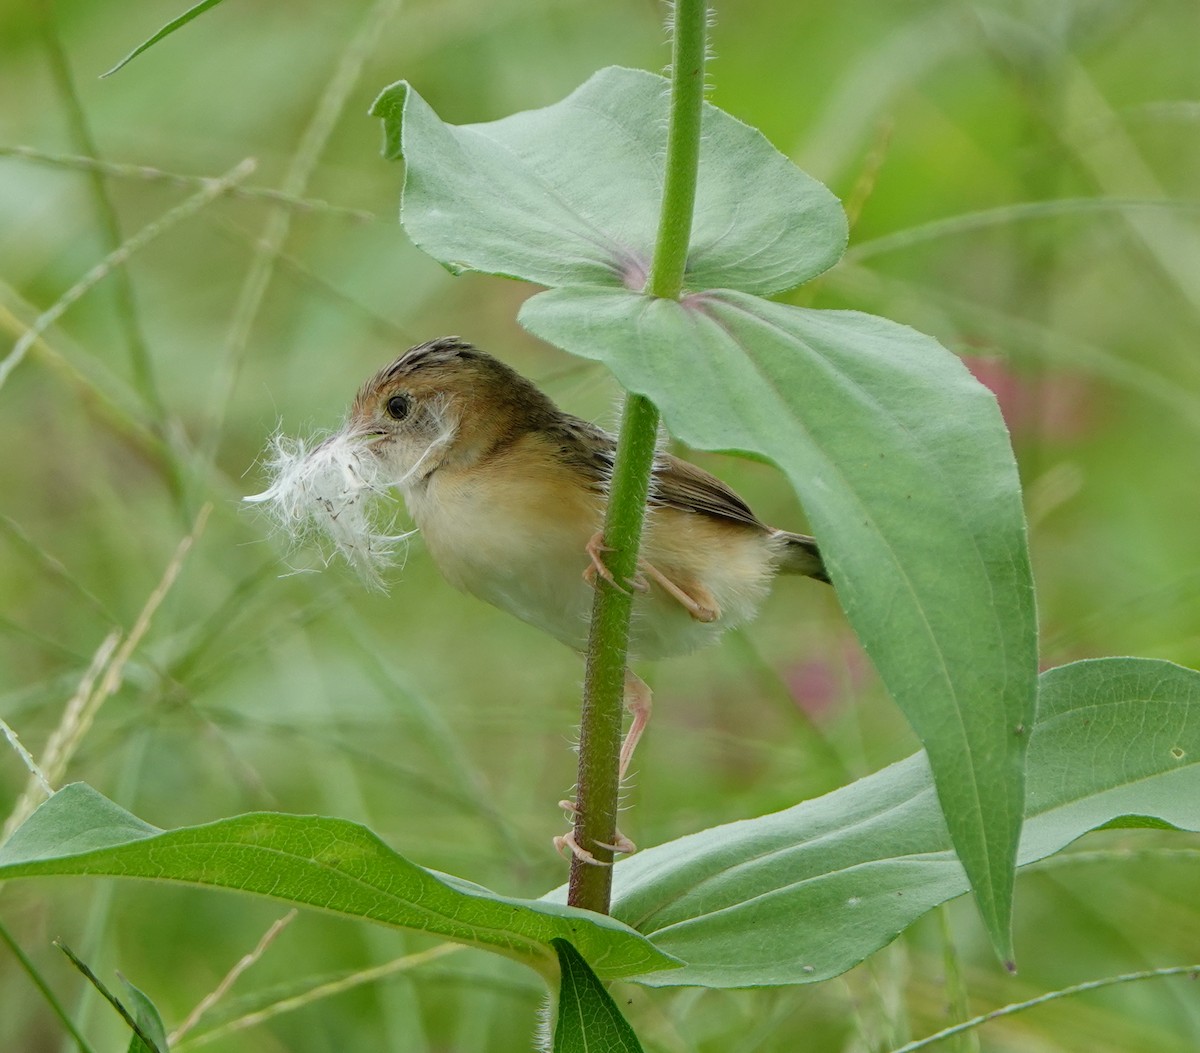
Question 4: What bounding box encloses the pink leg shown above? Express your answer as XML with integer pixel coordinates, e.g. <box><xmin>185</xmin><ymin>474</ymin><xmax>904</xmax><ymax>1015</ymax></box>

<box><xmin>555</xmin><ymin>672</ymin><xmax>651</xmax><ymax>863</ymax></box>
<box><xmin>640</xmin><ymin>562</ymin><xmax>720</xmax><ymax>623</ymax></box>
<box><xmin>619</xmin><ymin>670</ymin><xmax>653</xmax><ymax>781</ymax></box>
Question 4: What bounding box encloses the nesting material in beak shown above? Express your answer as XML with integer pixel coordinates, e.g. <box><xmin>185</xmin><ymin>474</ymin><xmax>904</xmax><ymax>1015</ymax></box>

<box><xmin>244</xmin><ymin>430</ymin><xmax>413</xmax><ymax>589</ymax></box>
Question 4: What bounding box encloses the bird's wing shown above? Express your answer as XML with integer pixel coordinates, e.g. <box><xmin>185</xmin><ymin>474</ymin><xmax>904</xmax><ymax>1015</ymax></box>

<box><xmin>651</xmin><ymin>453</ymin><xmax>765</xmax><ymax>529</ymax></box>
<box><xmin>545</xmin><ymin>416</ymin><xmax>764</xmax><ymax>529</ymax></box>
<box><xmin>543</xmin><ymin>415</ymin><xmax>615</xmax><ymax>486</ymax></box>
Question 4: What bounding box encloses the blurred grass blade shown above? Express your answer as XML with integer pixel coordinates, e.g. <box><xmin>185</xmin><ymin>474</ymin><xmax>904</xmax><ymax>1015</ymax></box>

<box><xmin>845</xmin><ymin>198</ymin><xmax>1200</xmax><ymax>264</ymax></box>
<box><xmin>0</xmin><ymin>161</ymin><xmax>254</xmax><ymax>393</ymax></box>
<box><xmin>169</xmin><ymin>911</ymin><xmax>295</xmax><ymax>1045</ymax></box>
<box><xmin>828</xmin><ymin>264</ymin><xmax>1200</xmax><ymax>435</ymax></box>
<box><xmin>548</xmin><ymin>658</ymin><xmax>1200</xmax><ymax>988</ymax></box>
<box><xmin>0</xmin><ymin>786</ymin><xmax>679</xmax><ymax>982</ymax></box>
<box><xmin>892</xmin><ymin>963</ymin><xmax>1200</xmax><ymax>1053</ymax></box>
<box><xmin>522</xmin><ymin>285</ymin><xmax>1037</xmax><ymax>963</ymax></box>
<box><xmin>0</xmin><ymin>920</ymin><xmax>98</xmax><ymax>1053</ymax></box>
<box><xmin>102</xmin><ymin>0</ymin><xmax>228</xmax><ymax>78</ymax></box>
<box><xmin>174</xmin><ymin>945</ymin><xmax>473</xmax><ymax>1049</ymax></box>
<box><xmin>552</xmin><ymin>939</ymin><xmax>644</xmax><ymax>1052</ymax></box>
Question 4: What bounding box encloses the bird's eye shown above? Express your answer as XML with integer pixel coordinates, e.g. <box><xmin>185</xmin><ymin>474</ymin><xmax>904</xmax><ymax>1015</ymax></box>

<box><xmin>385</xmin><ymin>394</ymin><xmax>411</xmax><ymax>421</ymax></box>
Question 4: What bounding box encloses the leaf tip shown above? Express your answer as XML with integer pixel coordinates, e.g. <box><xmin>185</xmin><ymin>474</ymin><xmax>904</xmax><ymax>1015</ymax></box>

<box><xmin>369</xmin><ymin>81</ymin><xmax>411</xmax><ymax>161</ymax></box>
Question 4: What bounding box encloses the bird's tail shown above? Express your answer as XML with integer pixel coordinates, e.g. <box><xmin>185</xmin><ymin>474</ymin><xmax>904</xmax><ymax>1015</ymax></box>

<box><xmin>773</xmin><ymin>531</ymin><xmax>830</xmax><ymax>583</ymax></box>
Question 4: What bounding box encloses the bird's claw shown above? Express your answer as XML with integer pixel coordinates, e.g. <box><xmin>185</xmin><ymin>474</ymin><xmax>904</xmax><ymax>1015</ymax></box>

<box><xmin>554</xmin><ymin>831</ymin><xmax>610</xmax><ymax>866</ymax></box>
<box><xmin>583</xmin><ymin>532</ymin><xmax>649</xmax><ymax>594</ymax></box>
<box><xmin>556</xmin><ymin>799</ymin><xmax>637</xmax><ymax>863</ymax></box>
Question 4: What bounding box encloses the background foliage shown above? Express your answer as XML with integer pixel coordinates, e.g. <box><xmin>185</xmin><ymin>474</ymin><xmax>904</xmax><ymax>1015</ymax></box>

<box><xmin>1</xmin><ymin>0</ymin><xmax>1198</xmax><ymax>1050</ymax></box>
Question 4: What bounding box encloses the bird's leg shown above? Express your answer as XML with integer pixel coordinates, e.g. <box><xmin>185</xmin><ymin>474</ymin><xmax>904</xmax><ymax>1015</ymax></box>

<box><xmin>619</xmin><ymin>669</ymin><xmax>653</xmax><ymax>781</ymax></box>
<box><xmin>583</xmin><ymin>531</ymin><xmax>649</xmax><ymax>594</ymax></box>
<box><xmin>638</xmin><ymin>562</ymin><xmax>720</xmax><ymax>623</ymax></box>
<box><xmin>584</xmin><ymin>531</ymin><xmax>717</xmax><ymax>623</ymax></box>
<box><xmin>554</xmin><ymin>670</ymin><xmax>652</xmax><ymax>865</ymax></box>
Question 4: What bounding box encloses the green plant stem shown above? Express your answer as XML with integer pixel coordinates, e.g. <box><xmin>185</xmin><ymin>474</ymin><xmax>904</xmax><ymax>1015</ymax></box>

<box><xmin>566</xmin><ymin>0</ymin><xmax>707</xmax><ymax>913</ymax></box>
<box><xmin>646</xmin><ymin>0</ymin><xmax>707</xmax><ymax>300</ymax></box>
<box><xmin>567</xmin><ymin>393</ymin><xmax>660</xmax><ymax>910</ymax></box>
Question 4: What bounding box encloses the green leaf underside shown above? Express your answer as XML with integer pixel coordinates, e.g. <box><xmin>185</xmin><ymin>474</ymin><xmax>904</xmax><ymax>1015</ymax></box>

<box><xmin>0</xmin><ymin>787</ymin><xmax>678</xmax><ymax>982</ymax></box>
<box><xmin>521</xmin><ymin>285</ymin><xmax>1038</xmax><ymax>957</ymax></box>
<box><xmin>370</xmin><ymin>67</ymin><xmax>847</xmax><ymax>295</ymax></box>
<box><xmin>102</xmin><ymin>0</ymin><xmax>227</xmax><ymax>77</ymax></box>
<box><xmin>541</xmin><ymin>658</ymin><xmax>1200</xmax><ymax>988</ymax></box>
<box><xmin>552</xmin><ymin>940</ymin><xmax>645</xmax><ymax>1052</ymax></box>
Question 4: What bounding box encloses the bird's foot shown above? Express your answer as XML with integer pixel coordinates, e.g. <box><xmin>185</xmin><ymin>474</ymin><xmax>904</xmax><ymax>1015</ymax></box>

<box><xmin>583</xmin><ymin>532</ymin><xmax>649</xmax><ymax>594</ymax></box>
<box><xmin>555</xmin><ymin>799</ymin><xmax>637</xmax><ymax>865</ymax></box>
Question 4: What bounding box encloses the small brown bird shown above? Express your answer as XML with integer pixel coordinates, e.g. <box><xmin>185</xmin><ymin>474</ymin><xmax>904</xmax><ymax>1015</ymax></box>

<box><xmin>249</xmin><ymin>337</ymin><xmax>829</xmax><ymax>859</ymax></box>
<box><xmin>332</xmin><ymin>337</ymin><xmax>829</xmax><ymax>856</ymax></box>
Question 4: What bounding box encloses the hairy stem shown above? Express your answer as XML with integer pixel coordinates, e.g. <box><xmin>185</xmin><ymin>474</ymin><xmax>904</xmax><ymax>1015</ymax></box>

<box><xmin>646</xmin><ymin>0</ymin><xmax>707</xmax><ymax>301</ymax></box>
<box><xmin>567</xmin><ymin>0</ymin><xmax>708</xmax><ymax>913</ymax></box>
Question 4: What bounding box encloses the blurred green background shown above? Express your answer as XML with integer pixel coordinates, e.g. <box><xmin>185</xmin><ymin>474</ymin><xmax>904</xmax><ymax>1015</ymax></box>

<box><xmin>2</xmin><ymin>0</ymin><xmax>1199</xmax><ymax>1049</ymax></box>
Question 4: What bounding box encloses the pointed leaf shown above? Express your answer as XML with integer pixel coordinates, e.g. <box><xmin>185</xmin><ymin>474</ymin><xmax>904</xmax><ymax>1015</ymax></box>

<box><xmin>121</xmin><ymin>978</ymin><xmax>169</xmax><ymax>1053</ymax></box>
<box><xmin>552</xmin><ymin>939</ymin><xmax>645</xmax><ymax>1052</ymax></box>
<box><xmin>102</xmin><ymin>0</ymin><xmax>228</xmax><ymax>77</ymax></box>
<box><xmin>521</xmin><ymin>285</ymin><xmax>1038</xmax><ymax>960</ymax></box>
<box><xmin>370</xmin><ymin>67</ymin><xmax>846</xmax><ymax>294</ymax></box>
<box><xmin>0</xmin><ymin>785</ymin><xmax>678</xmax><ymax>981</ymax></box>
<box><xmin>541</xmin><ymin>658</ymin><xmax>1199</xmax><ymax>987</ymax></box>
<box><xmin>54</xmin><ymin>943</ymin><xmax>166</xmax><ymax>1053</ymax></box>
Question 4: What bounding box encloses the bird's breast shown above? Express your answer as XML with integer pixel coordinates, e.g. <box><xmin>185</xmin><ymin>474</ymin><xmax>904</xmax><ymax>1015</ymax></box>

<box><xmin>404</xmin><ymin>452</ymin><xmax>782</xmax><ymax>661</ymax></box>
<box><xmin>406</xmin><ymin>457</ymin><xmax>603</xmax><ymax>651</ymax></box>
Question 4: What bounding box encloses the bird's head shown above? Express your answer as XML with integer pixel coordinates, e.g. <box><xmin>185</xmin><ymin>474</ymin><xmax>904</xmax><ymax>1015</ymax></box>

<box><xmin>349</xmin><ymin>336</ymin><xmax>558</xmax><ymax>489</ymax></box>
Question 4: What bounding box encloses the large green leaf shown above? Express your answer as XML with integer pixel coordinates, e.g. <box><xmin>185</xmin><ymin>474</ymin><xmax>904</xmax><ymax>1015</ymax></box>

<box><xmin>522</xmin><ymin>285</ymin><xmax>1037</xmax><ymax>959</ymax></box>
<box><xmin>0</xmin><ymin>784</ymin><xmax>678</xmax><ymax>982</ymax></box>
<box><xmin>370</xmin><ymin>67</ymin><xmax>847</xmax><ymax>294</ymax></box>
<box><xmin>543</xmin><ymin>658</ymin><xmax>1199</xmax><ymax>988</ymax></box>
<box><xmin>552</xmin><ymin>940</ymin><xmax>645</xmax><ymax>1052</ymax></box>
<box><xmin>373</xmin><ymin>67</ymin><xmax>1034</xmax><ymax>956</ymax></box>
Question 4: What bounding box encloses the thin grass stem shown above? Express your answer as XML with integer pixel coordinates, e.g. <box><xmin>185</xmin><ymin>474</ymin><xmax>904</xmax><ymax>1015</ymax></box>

<box><xmin>0</xmin><ymin>146</ymin><xmax>377</xmax><ymax>221</ymax></box>
<box><xmin>1</xmin><ymin>506</ymin><xmax>210</xmax><ymax>841</ymax></box>
<box><xmin>198</xmin><ymin>0</ymin><xmax>404</xmax><ymax>472</ymax></box>
<box><xmin>0</xmin><ymin>717</ymin><xmax>53</xmax><ymax>795</ymax></box>
<box><xmin>174</xmin><ymin>944</ymin><xmax>464</xmax><ymax>1049</ymax></box>
<box><xmin>889</xmin><ymin>963</ymin><xmax>1200</xmax><ymax>1053</ymax></box>
<box><xmin>37</xmin><ymin>5</ymin><xmax>165</xmax><ymax>422</ymax></box>
<box><xmin>0</xmin><ymin>160</ymin><xmax>254</xmax><ymax>393</ymax></box>
<box><xmin>169</xmin><ymin>911</ymin><xmax>297</xmax><ymax>1044</ymax></box>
